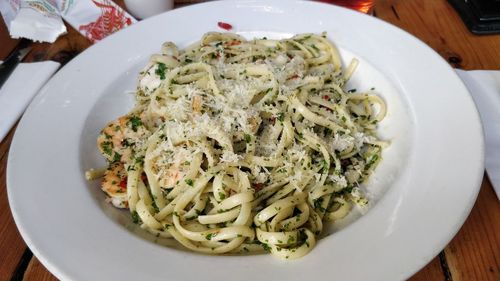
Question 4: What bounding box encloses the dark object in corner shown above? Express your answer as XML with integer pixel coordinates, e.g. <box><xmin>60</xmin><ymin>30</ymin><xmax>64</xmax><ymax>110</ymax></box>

<box><xmin>448</xmin><ymin>0</ymin><xmax>500</xmax><ymax>34</ymax></box>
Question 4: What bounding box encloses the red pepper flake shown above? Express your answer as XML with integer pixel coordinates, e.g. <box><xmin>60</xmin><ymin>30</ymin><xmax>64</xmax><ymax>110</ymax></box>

<box><xmin>323</xmin><ymin>95</ymin><xmax>330</xmax><ymax>101</ymax></box>
<box><xmin>141</xmin><ymin>173</ymin><xmax>149</xmax><ymax>185</ymax></box>
<box><xmin>287</xmin><ymin>74</ymin><xmax>299</xmax><ymax>80</ymax></box>
<box><xmin>119</xmin><ymin>177</ymin><xmax>127</xmax><ymax>191</ymax></box>
<box><xmin>253</xmin><ymin>183</ymin><xmax>264</xmax><ymax>191</ymax></box>
<box><xmin>270</xmin><ymin>117</ymin><xmax>276</xmax><ymax>125</ymax></box>
<box><xmin>217</xmin><ymin>21</ymin><xmax>233</xmax><ymax>30</ymax></box>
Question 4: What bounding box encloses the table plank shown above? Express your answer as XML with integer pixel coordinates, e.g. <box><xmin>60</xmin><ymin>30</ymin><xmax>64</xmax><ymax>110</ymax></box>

<box><xmin>375</xmin><ymin>0</ymin><xmax>500</xmax><ymax>70</ymax></box>
<box><xmin>0</xmin><ymin>15</ymin><xmax>20</xmax><ymax>59</ymax></box>
<box><xmin>409</xmin><ymin>256</ymin><xmax>446</xmax><ymax>281</ymax></box>
<box><xmin>0</xmin><ymin>126</ymin><xmax>29</xmax><ymax>280</ymax></box>
<box><xmin>23</xmin><ymin>257</ymin><xmax>58</xmax><ymax>281</ymax></box>
<box><xmin>445</xmin><ymin>179</ymin><xmax>500</xmax><ymax>281</ymax></box>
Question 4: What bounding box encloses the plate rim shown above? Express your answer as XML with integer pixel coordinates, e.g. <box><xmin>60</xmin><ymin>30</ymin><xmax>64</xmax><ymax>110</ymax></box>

<box><xmin>7</xmin><ymin>1</ymin><xmax>484</xmax><ymax>280</ymax></box>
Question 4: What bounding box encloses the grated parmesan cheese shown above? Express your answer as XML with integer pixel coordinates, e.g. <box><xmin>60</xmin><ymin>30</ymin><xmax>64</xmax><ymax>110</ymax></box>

<box><xmin>138</xmin><ymin>64</ymin><xmax>162</xmax><ymax>95</ymax></box>
<box><xmin>328</xmin><ymin>174</ymin><xmax>348</xmax><ymax>188</ymax></box>
<box><xmin>220</xmin><ymin>150</ymin><xmax>243</xmax><ymax>163</ymax></box>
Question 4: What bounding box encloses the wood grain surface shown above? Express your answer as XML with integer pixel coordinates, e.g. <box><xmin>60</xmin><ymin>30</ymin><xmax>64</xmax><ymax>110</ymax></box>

<box><xmin>0</xmin><ymin>0</ymin><xmax>498</xmax><ymax>280</ymax></box>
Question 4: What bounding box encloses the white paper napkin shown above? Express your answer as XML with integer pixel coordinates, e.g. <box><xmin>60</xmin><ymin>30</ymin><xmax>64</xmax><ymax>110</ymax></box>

<box><xmin>456</xmin><ymin>69</ymin><xmax>500</xmax><ymax>199</ymax></box>
<box><xmin>0</xmin><ymin>61</ymin><xmax>60</xmax><ymax>142</ymax></box>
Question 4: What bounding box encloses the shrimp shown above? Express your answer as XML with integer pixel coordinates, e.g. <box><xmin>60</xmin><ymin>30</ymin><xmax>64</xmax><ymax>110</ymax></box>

<box><xmin>161</xmin><ymin>164</ymin><xmax>185</xmax><ymax>189</ymax></box>
<box><xmin>97</xmin><ymin>114</ymin><xmax>150</xmax><ymax>164</ymax></box>
<box><xmin>101</xmin><ymin>162</ymin><xmax>128</xmax><ymax>208</ymax></box>
<box><xmin>153</xmin><ymin>143</ymin><xmax>193</xmax><ymax>189</ymax></box>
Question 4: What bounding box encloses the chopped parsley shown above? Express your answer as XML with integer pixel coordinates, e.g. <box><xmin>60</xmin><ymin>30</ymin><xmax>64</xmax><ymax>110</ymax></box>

<box><xmin>244</xmin><ymin>134</ymin><xmax>252</xmax><ymax>143</ymax></box>
<box><xmin>128</xmin><ymin>116</ymin><xmax>143</xmax><ymax>132</ymax></box>
<box><xmin>277</xmin><ymin>112</ymin><xmax>285</xmax><ymax>122</ymax></box>
<box><xmin>185</xmin><ymin>179</ymin><xmax>194</xmax><ymax>186</ymax></box>
<box><xmin>101</xmin><ymin>141</ymin><xmax>113</xmax><ymax>156</ymax></box>
<box><xmin>218</xmin><ymin>192</ymin><xmax>226</xmax><ymax>200</ymax></box>
<box><xmin>131</xmin><ymin>211</ymin><xmax>141</xmax><ymax>224</ymax></box>
<box><xmin>152</xmin><ymin>201</ymin><xmax>160</xmax><ymax>213</ymax></box>
<box><xmin>135</xmin><ymin>156</ymin><xmax>145</xmax><ymax>166</ymax></box>
<box><xmin>334</xmin><ymin>185</ymin><xmax>354</xmax><ymax>196</ymax></box>
<box><xmin>121</xmin><ymin>138</ymin><xmax>132</xmax><ymax>147</ymax></box>
<box><xmin>322</xmin><ymin>160</ymin><xmax>329</xmax><ymax>172</ymax></box>
<box><xmin>261</xmin><ymin>243</ymin><xmax>271</xmax><ymax>252</ymax></box>
<box><xmin>313</xmin><ymin>197</ymin><xmax>326</xmax><ymax>212</ymax></box>
<box><xmin>113</xmin><ymin>152</ymin><xmax>121</xmax><ymax>162</ymax></box>
<box><xmin>365</xmin><ymin>154</ymin><xmax>379</xmax><ymax>169</ymax></box>
<box><xmin>155</xmin><ymin>62</ymin><xmax>167</xmax><ymax>79</ymax></box>
<box><xmin>205</xmin><ymin>233</ymin><xmax>216</xmax><ymax>240</ymax></box>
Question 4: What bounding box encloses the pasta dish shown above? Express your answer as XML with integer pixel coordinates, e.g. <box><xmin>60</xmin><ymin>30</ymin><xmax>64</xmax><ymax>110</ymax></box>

<box><xmin>86</xmin><ymin>32</ymin><xmax>387</xmax><ymax>259</ymax></box>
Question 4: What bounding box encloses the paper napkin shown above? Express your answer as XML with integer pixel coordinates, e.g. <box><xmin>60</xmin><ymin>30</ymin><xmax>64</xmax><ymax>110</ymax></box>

<box><xmin>456</xmin><ymin>69</ymin><xmax>500</xmax><ymax>199</ymax></box>
<box><xmin>0</xmin><ymin>61</ymin><xmax>60</xmax><ymax>142</ymax></box>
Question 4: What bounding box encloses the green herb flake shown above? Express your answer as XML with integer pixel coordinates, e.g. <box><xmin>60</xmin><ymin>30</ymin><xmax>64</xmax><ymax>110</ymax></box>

<box><xmin>218</xmin><ymin>192</ymin><xmax>226</xmax><ymax>200</ymax></box>
<box><xmin>185</xmin><ymin>179</ymin><xmax>194</xmax><ymax>186</ymax></box>
<box><xmin>152</xmin><ymin>201</ymin><xmax>160</xmax><ymax>213</ymax></box>
<box><xmin>205</xmin><ymin>233</ymin><xmax>216</xmax><ymax>240</ymax></box>
<box><xmin>244</xmin><ymin>134</ymin><xmax>252</xmax><ymax>143</ymax></box>
<box><xmin>322</xmin><ymin>160</ymin><xmax>329</xmax><ymax>172</ymax></box>
<box><xmin>313</xmin><ymin>198</ymin><xmax>326</xmax><ymax>212</ymax></box>
<box><xmin>113</xmin><ymin>152</ymin><xmax>122</xmax><ymax>162</ymax></box>
<box><xmin>101</xmin><ymin>141</ymin><xmax>113</xmax><ymax>156</ymax></box>
<box><xmin>135</xmin><ymin>156</ymin><xmax>145</xmax><ymax>166</ymax></box>
<box><xmin>261</xmin><ymin>243</ymin><xmax>271</xmax><ymax>252</ymax></box>
<box><xmin>128</xmin><ymin>116</ymin><xmax>143</xmax><ymax>132</ymax></box>
<box><xmin>131</xmin><ymin>211</ymin><xmax>141</xmax><ymax>224</ymax></box>
<box><xmin>155</xmin><ymin>62</ymin><xmax>167</xmax><ymax>80</ymax></box>
<box><xmin>277</xmin><ymin>113</ymin><xmax>285</xmax><ymax>122</ymax></box>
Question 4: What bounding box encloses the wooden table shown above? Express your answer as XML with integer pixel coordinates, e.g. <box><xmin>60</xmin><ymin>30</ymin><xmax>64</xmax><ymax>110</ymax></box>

<box><xmin>0</xmin><ymin>0</ymin><xmax>498</xmax><ymax>280</ymax></box>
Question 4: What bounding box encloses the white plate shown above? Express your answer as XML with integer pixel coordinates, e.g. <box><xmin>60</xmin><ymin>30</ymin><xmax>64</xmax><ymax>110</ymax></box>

<box><xmin>8</xmin><ymin>1</ymin><xmax>484</xmax><ymax>280</ymax></box>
